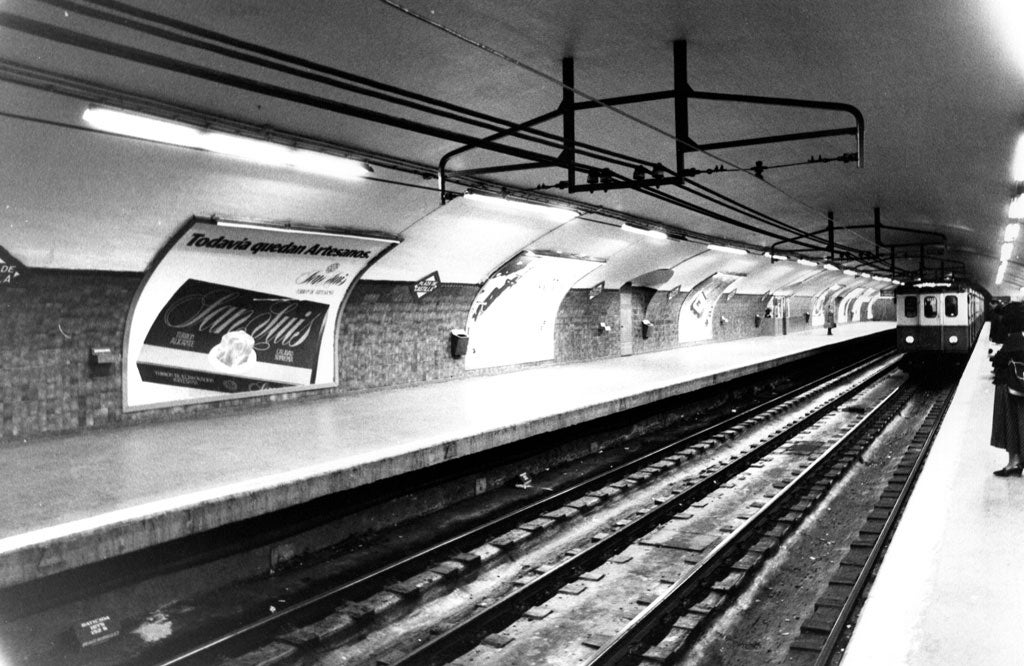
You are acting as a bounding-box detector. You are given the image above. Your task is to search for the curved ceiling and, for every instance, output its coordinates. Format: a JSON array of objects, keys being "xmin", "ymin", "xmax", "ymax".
[{"xmin": 0, "ymin": 0, "xmax": 1020, "ymax": 295}]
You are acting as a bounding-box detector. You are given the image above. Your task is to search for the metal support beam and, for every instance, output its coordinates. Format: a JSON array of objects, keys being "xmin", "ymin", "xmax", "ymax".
[
  {"xmin": 687, "ymin": 90, "xmax": 865, "ymax": 167},
  {"xmin": 683, "ymin": 127, "xmax": 857, "ymax": 154},
  {"xmin": 563, "ymin": 57, "xmax": 576, "ymax": 192},
  {"xmin": 874, "ymin": 207, "xmax": 882, "ymax": 255},
  {"xmin": 674, "ymin": 40, "xmax": 688, "ymax": 178},
  {"xmin": 828, "ymin": 211, "xmax": 835, "ymax": 261}
]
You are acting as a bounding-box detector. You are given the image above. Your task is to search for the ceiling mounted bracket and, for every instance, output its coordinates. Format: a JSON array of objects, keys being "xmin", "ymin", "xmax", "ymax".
[
  {"xmin": 767, "ymin": 206, "xmax": 950, "ymax": 279},
  {"xmin": 438, "ymin": 40, "xmax": 864, "ymax": 202}
]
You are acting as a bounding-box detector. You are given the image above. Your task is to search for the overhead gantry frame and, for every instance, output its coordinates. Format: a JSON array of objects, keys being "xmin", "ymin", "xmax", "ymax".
[
  {"xmin": 439, "ymin": 40, "xmax": 863, "ymax": 198},
  {"xmin": 768, "ymin": 207, "xmax": 968, "ymax": 281}
]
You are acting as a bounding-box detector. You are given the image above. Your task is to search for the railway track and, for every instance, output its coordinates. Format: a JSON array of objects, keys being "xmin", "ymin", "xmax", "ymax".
[
  {"xmin": 168, "ymin": 351, "xmax": 916, "ymax": 666},
  {"xmin": 389, "ymin": 360, "xmax": 909, "ymax": 666}
]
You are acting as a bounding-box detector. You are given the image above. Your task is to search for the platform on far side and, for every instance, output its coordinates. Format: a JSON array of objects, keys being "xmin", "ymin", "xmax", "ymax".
[
  {"xmin": 842, "ymin": 324, "xmax": 1024, "ymax": 665},
  {"xmin": 0, "ymin": 322, "xmax": 892, "ymax": 588}
]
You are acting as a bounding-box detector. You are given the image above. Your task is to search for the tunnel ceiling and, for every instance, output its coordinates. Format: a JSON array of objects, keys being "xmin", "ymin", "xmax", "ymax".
[{"xmin": 1, "ymin": 0, "xmax": 1022, "ymax": 295}]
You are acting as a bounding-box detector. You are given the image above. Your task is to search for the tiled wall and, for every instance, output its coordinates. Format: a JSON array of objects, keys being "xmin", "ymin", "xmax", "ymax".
[
  {"xmin": 0, "ymin": 270, "xmax": 894, "ymax": 442},
  {"xmin": 0, "ymin": 270, "xmax": 138, "ymax": 439}
]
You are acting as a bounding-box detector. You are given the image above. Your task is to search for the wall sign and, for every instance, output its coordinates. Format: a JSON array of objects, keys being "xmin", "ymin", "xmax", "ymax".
[
  {"xmin": 124, "ymin": 218, "xmax": 398, "ymax": 410},
  {"xmin": 412, "ymin": 271, "xmax": 441, "ymax": 299},
  {"xmin": 0, "ymin": 245, "xmax": 25, "ymax": 287}
]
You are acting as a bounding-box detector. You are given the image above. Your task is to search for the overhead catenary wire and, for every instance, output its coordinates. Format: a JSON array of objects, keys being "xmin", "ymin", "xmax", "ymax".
[
  {"xmin": 13, "ymin": 0, "xmax": 893, "ymax": 267},
  {"xmin": 47, "ymin": 0, "xmax": 664, "ymax": 173},
  {"xmin": 40, "ymin": 0, "xmax": 828, "ymax": 247},
  {"xmin": 374, "ymin": 0, "xmax": 862, "ymax": 235},
  {"xmin": 20, "ymin": 0, "xmax": 843, "ymax": 252}
]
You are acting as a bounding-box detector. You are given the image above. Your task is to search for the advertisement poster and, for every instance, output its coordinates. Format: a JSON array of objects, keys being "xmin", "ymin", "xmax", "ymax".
[
  {"xmin": 465, "ymin": 251, "xmax": 602, "ymax": 369},
  {"xmin": 125, "ymin": 218, "xmax": 397, "ymax": 409},
  {"xmin": 678, "ymin": 273, "xmax": 742, "ymax": 343}
]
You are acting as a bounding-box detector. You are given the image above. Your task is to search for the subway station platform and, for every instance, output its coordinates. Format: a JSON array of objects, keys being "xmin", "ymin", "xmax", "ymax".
[
  {"xmin": 0, "ymin": 322, "xmax": 892, "ymax": 591},
  {"xmin": 843, "ymin": 324, "xmax": 1020, "ymax": 665}
]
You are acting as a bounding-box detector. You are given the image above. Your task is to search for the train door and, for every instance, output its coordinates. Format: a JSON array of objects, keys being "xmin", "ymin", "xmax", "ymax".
[
  {"xmin": 942, "ymin": 292, "xmax": 965, "ymax": 352},
  {"xmin": 920, "ymin": 293, "xmax": 941, "ymax": 350}
]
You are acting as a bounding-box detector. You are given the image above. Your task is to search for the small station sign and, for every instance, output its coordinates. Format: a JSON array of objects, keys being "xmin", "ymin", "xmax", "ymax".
[{"xmin": 73, "ymin": 615, "xmax": 120, "ymax": 648}]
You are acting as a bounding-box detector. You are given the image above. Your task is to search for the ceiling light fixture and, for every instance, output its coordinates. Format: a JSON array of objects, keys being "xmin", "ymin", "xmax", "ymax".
[
  {"xmin": 1010, "ymin": 193, "xmax": 1024, "ymax": 219},
  {"xmin": 997, "ymin": 261, "xmax": 1008, "ymax": 285},
  {"xmin": 707, "ymin": 244, "xmax": 747, "ymax": 255},
  {"xmin": 843, "ymin": 269, "xmax": 858, "ymax": 276},
  {"xmin": 83, "ymin": 106, "xmax": 372, "ymax": 179},
  {"xmin": 1002, "ymin": 241, "xmax": 1015, "ymax": 262},
  {"xmin": 1007, "ymin": 223, "xmax": 1021, "ymax": 241},
  {"xmin": 463, "ymin": 192, "xmax": 579, "ymax": 222},
  {"xmin": 1015, "ymin": 133, "xmax": 1024, "ymax": 181},
  {"xmin": 796, "ymin": 259, "xmax": 818, "ymax": 267},
  {"xmin": 621, "ymin": 223, "xmax": 668, "ymax": 239},
  {"xmin": 822, "ymin": 263, "xmax": 838, "ymax": 271}
]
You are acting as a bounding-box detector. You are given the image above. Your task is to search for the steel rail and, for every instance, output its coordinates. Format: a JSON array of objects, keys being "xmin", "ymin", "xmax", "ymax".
[
  {"xmin": 587, "ymin": 380, "xmax": 908, "ymax": 665},
  {"xmin": 392, "ymin": 357, "xmax": 900, "ymax": 666},
  {"xmin": 155, "ymin": 351, "xmax": 894, "ymax": 666},
  {"xmin": 811, "ymin": 387, "xmax": 955, "ymax": 666}
]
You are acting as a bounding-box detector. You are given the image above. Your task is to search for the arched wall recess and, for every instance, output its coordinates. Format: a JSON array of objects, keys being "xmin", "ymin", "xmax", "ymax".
[
  {"xmin": 364, "ymin": 196, "xmax": 568, "ymax": 284},
  {"xmin": 581, "ymin": 234, "xmax": 699, "ymax": 290},
  {"xmin": 678, "ymin": 272, "xmax": 744, "ymax": 343},
  {"xmin": 463, "ymin": 250, "xmax": 604, "ymax": 369}
]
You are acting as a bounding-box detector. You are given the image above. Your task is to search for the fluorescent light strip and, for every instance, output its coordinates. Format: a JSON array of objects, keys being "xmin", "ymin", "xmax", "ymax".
[
  {"xmin": 707, "ymin": 244, "xmax": 747, "ymax": 255},
  {"xmin": 464, "ymin": 192, "xmax": 579, "ymax": 223},
  {"xmin": 1007, "ymin": 223, "xmax": 1021, "ymax": 242},
  {"xmin": 1011, "ymin": 194, "xmax": 1024, "ymax": 220},
  {"xmin": 997, "ymin": 261, "xmax": 1007, "ymax": 285},
  {"xmin": 621, "ymin": 223, "xmax": 669, "ymax": 239},
  {"xmin": 83, "ymin": 107, "xmax": 372, "ymax": 180},
  {"xmin": 1015, "ymin": 133, "xmax": 1024, "ymax": 182},
  {"xmin": 796, "ymin": 259, "xmax": 818, "ymax": 267},
  {"xmin": 843, "ymin": 269, "xmax": 858, "ymax": 276},
  {"xmin": 822, "ymin": 263, "xmax": 838, "ymax": 271},
  {"xmin": 1002, "ymin": 241, "xmax": 1015, "ymax": 262}
]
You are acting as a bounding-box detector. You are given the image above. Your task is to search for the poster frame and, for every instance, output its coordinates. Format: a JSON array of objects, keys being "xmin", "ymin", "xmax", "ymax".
[{"xmin": 120, "ymin": 215, "xmax": 400, "ymax": 413}]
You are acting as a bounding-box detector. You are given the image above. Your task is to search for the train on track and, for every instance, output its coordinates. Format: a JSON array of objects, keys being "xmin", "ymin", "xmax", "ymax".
[{"xmin": 895, "ymin": 281, "xmax": 985, "ymax": 366}]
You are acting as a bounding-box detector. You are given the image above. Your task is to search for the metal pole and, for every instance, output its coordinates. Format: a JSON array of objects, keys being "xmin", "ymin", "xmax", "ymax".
[
  {"xmin": 562, "ymin": 57, "xmax": 576, "ymax": 190},
  {"xmin": 674, "ymin": 40, "xmax": 688, "ymax": 179}
]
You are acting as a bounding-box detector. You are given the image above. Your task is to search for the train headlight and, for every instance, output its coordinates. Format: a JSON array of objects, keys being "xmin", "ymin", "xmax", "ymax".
[
  {"xmin": 949, "ymin": 335, "xmax": 959, "ymax": 345},
  {"xmin": 905, "ymin": 335, "xmax": 915, "ymax": 344}
]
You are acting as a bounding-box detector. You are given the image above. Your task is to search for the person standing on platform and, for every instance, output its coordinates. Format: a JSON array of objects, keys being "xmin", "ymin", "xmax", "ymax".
[
  {"xmin": 990, "ymin": 304, "xmax": 1024, "ymax": 476},
  {"xmin": 991, "ymin": 301, "xmax": 1007, "ymax": 344},
  {"xmin": 824, "ymin": 304, "xmax": 836, "ymax": 336}
]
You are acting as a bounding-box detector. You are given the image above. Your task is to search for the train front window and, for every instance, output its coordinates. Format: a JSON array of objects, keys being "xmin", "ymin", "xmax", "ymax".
[
  {"xmin": 945, "ymin": 295, "xmax": 958, "ymax": 317},
  {"xmin": 904, "ymin": 296, "xmax": 918, "ymax": 317},
  {"xmin": 923, "ymin": 296, "xmax": 937, "ymax": 318}
]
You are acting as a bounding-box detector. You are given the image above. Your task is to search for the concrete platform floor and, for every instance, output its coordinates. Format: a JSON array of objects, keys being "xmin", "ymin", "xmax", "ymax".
[
  {"xmin": 0, "ymin": 322, "xmax": 892, "ymax": 588},
  {"xmin": 843, "ymin": 324, "xmax": 1024, "ymax": 665}
]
